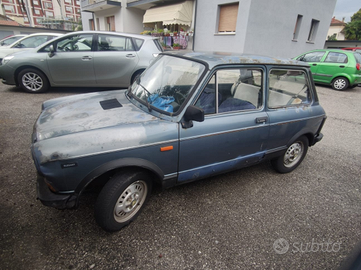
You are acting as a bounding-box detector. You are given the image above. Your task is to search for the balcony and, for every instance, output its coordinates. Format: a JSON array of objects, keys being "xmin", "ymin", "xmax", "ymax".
[{"xmin": 82, "ymin": 0, "xmax": 121, "ymax": 12}]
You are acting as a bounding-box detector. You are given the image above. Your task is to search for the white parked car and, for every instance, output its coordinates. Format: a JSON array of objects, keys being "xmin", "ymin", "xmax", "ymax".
[{"xmin": 0, "ymin": 33, "xmax": 62, "ymax": 62}]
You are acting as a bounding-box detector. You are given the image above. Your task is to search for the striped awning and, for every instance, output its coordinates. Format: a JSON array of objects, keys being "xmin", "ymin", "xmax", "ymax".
[{"xmin": 143, "ymin": 1, "xmax": 193, "ymax": 26}]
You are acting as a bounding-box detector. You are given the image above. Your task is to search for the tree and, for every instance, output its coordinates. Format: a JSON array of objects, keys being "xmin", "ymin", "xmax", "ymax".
[
  {"xmin": 327, "ymin": 33, "xmax": 337, "ymax": 41},
  {"xmin": 344, "ymin": 8, "xmax": 361, "ymax": 40}
]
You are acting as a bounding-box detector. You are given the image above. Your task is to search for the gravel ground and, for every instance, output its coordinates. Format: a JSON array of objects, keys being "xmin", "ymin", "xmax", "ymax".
[{"xmin": 0, "ymin": 84, "xmax": 360, "ymax": 270}]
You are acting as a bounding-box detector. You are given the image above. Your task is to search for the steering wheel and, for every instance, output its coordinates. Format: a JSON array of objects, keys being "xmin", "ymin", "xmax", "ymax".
[{"xmin": 174, "ymin": 90, "xmax": 187, "ymax": 104}]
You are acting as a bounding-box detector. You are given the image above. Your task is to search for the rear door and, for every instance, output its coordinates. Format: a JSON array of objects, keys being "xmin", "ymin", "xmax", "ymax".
[
  {"xmin": 46, "ymin": 33, "xmax": 95, "ymax": 86},
  {"xmin": 316, "ymin": 51, "xmax": 349, "ymax": 83},
  {"xmin": 267, "ymin": 67, "xmax": 317, "ymax": 151},
  {"xmin": 93, "ymin": 34, "xmax": 139, "ymax": 87}
]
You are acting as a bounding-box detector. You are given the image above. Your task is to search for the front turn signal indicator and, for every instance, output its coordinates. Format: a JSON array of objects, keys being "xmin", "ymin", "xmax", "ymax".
[{"xmin": 160, "ymin": 146, "xmax": 173, "ymax": 152}]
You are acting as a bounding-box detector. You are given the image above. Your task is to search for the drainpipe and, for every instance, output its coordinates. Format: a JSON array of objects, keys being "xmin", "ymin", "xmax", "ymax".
[{"xmin": 192, "ymin": 0, "xmax": 197, "ymax": 51}]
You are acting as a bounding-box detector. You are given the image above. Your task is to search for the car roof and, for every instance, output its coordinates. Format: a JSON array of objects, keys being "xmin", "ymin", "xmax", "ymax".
[
  {"xmin": 13, "ymin": 32, "xmax": 63, "ymax": 43},
  {"xmin": 163, "ymin": 51, "xmax": 309, "ymax": 69},
  {"xmin": 0, "ymin": 34, "xmax": 27, "ymax": 41},
  {"xmin": 59, "ymin": 31, "xmax": 158, "ymax": 40},
  {"xmin": 307, "ymin": 49, "xmax": 354, "ymax": 53}
]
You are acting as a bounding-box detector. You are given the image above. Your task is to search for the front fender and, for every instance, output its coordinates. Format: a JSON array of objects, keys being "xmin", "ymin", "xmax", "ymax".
[{"xmin": 75, "ymin": 157, "xmax": 165, "ymax": 194}]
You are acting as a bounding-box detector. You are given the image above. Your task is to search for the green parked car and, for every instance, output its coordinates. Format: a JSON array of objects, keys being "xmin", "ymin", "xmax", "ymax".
[{"xmin": 295, "ymin": 49, "xmax": 361, "ymax": 90}]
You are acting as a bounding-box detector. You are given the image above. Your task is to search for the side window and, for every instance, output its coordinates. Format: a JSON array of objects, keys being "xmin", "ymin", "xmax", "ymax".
[
  {"xmin": 195, "ymin": 75, "xmax": 216, "ymax": 114},
  {"xmin": 97, "ymin": 35, "xmax": 134, "ymax": 51},
  {"xmin": 56, "ymin": 34, "xmax": 93, "ymax": 52},
  {"xmin": 324, "ymin": 52, "xmax": 348, "ymax": 63},
  {"xmin": 268, "ymin": 69, "xmax": 311, "ymax": 109},
  {"xmin": 196, "ymin": 68, "xmax": 263, "ymax": 114},
  {"xmin": 298, "ymin": 51, "xmax": 325, "ymax": 62},
  {"xmin": 15, "ymin": 36, "xmax": 47, "ymax": 48}
]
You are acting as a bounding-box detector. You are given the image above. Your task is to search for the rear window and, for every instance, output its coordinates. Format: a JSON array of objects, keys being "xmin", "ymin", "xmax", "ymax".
[
  {"xmin": 324, "ymin": 52, "xmax": 348, "ymax": 63},
  {"xmin": 153, "ymin": 39, "xmax": 164, "ymax": 52},
  {"xmin": 354, "ymin": 53, "xmax": 361, "ymax": 64}
]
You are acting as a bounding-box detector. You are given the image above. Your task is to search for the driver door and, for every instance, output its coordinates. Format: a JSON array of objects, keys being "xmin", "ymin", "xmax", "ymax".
[
  {"xmin": 46, "ymin": 33, "xmax": 96, "ymax": 86},
  {"xmin": 178, "ymin": 67, "xmax": 269, "ymax": 183}
]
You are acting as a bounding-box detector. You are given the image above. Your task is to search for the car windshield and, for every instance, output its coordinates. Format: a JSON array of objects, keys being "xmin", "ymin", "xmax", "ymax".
[
  {"xmin": 129, "ymin": 55, "xmax": 206, "ymax": 114},
  {"xmin": 0, "ymin": 36, "xmax": 24, "ymax": 46}
]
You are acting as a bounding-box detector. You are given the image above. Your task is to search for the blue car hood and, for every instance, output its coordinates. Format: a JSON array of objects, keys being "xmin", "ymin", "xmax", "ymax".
[{"xmin": 35, "ymin": 90, "xmax": 157, "ymax": 141}]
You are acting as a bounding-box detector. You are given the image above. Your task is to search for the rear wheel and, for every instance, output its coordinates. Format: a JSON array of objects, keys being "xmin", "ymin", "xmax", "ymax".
[
  {"xmin": 271, "ymin": 136, "xmax": 309, "ymax": 173},
  {"xmin": 331, "ymin": 77, "xmax": 349, "ymax": 91},
  {"xmin": 94, "ymin": 170, "xmax": 152, "ymax": 232},
  {"xmin": 18, "ymin": 68, "xmax": 49, "ymax": 93}
]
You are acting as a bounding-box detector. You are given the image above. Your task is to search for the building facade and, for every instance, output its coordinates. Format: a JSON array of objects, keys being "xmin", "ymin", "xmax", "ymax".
[
  {"xmin": 1, "ymin": 0, "xmax": 81, "ymax": 30},
  {"xmin": 81, "ymin": 0, "xmax": 337, "ymax": 58},
  {"xmin": 194, "ymin": 0, "xmax": 337, "ymax": 58}
]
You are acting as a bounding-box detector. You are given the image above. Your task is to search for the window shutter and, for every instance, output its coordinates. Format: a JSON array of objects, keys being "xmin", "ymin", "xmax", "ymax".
[{"xmin": 218, "ymin": 3, "xmax": 239, "ymax": 32}]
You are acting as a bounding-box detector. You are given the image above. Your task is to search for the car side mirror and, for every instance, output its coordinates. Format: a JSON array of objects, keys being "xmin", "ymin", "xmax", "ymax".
[
  {"xmin": 181, "ymin": 105, "xmax": 204, "ymax": 129},
  {"xmin": 48, "ymin": 45, "xmax": 55, "ymax": 57}
]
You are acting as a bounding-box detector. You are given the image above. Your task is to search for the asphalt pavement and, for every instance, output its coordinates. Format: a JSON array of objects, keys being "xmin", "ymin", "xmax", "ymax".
[{"xmin": 0, "ymin": 83, "xmax": 360, "ymax": 270}]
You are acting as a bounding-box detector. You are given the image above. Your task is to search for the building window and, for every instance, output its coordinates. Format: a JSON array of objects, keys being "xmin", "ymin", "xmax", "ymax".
[
  {"xmin": 107, "ymin": 16, "xmax": 115, "ymax": 32},
  {"xmin": 89, "ymin": 19, "xmax": 95, "ymax": 30},
  {"xmin": 45, "ymin": 11, "xmax": 54, "ymax": 17},
  {"xmin": 34, "ymin": 9, "xmax": 41, "ymax": 15},
  {"xmin": 4, "ymin": 5, "xmax": 15, "ymax": 13},
  {"xmin": 293, "ymin": 15, "xmax": 303, "ymax": 41},
  {"xmin": 307, "ymin": 19, "xmax": 319, "ymax": 42},
  {"xmin": 218, "ymin": 2, "xmax": 239, "ymax": 33},
  {"xmin": 44, "ymin": 2, "xmax": 53, "ymax": 9},
  {"xmin": 66, "ymin": 6, "xmax": 73, "ymax": 13}
]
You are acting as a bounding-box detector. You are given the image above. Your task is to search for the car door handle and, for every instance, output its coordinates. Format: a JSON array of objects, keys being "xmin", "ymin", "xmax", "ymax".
[
  {"xmin": 126, "ymin": 54, "xmax": 136, "ymax": 58},
  {"xmin": 256, "ymin": 117, "xmax": 268, "ymax": 124},
  {"xmin": 312, "ymin": 64, "xmax": 317, "ymax": 66},
  {"xmin": 339, "ymin": 65, "xmax": 345, "ymax": 68},
  {"xmin": 81, "ymin": 56, "xmax": 92, "ymax": 61}
]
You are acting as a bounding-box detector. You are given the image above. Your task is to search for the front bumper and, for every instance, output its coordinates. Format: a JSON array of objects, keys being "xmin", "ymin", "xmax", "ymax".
[
  {"xmin": 36, "ymin": 173, "xmax": 78, "ymax": 209},
  {"xmin": 0, "ymin": 65, "xmax": 16, "ymax": 85}
]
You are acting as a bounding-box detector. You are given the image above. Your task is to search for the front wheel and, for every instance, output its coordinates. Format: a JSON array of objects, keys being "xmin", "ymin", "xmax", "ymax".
[
  {"xmin": 271, "ymin": 136, "xmax": 309, "ymax": 173},
  {"xmin": 94, "ymin": 170, "xmax": 152, "ymax": 232},
  {"xmin": 331, "ymin": 77, "xmax": 349, "ymax": 91},
  {"xmin": 18, "ymin": 68, "xmax": 49, "ymax": 93}
]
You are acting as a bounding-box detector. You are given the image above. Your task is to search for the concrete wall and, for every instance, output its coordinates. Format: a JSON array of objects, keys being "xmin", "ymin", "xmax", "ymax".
[{"xmin": 194, "ymin": 0, "xmax": 337, "ymax": 58}]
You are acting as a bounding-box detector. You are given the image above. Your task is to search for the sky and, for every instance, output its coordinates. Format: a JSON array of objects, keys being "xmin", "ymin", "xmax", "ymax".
[{"xmin": 333, "ymin": 0, "xmax": 360, "ymax": 22}]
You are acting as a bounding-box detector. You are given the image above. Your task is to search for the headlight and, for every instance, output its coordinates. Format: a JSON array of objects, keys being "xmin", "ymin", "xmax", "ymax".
[{"xmin": 2, "ymin": 55, "xmax": 14, "ymax": 65}]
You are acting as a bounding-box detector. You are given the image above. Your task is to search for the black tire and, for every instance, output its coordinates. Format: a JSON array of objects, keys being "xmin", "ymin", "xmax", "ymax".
[
  {"xmin": 271, "ymin": 136, "xmax": 309, "ymax": 174},
  {"xmin": 18, "ymin": 68, "xmax": 49, "ymax": 93},
  {"xmin": 94, "ymin": 170, "xmax": 152, "ymax": 232},
  {"xmin": 331, "ymin": 77, "xmax": 349, "ymax": 91}
]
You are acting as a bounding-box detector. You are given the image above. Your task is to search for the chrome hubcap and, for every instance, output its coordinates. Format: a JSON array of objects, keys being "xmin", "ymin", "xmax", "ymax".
[
  {"xmin": 334, "ymin": 79, "xmax": 346, "ymax": 90},
  {"xmin": 284, "ymin": 142, "xmax": 303, "ymax": 168},
  {"xmin": 22, "ymin": 72, "xmax": 43, "ymax": 91},
  {"xmin": 114, "ymin": 181, "xmax": 147, "ymax": 222}
]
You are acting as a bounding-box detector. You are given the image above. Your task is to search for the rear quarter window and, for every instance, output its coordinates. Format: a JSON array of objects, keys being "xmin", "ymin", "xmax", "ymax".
[
  {"xmin": 134, "ymin": 38, "xmax": 144, "ymax": 51},
  {"xmin": 153, "ymin": 39, "xmax": 163, "ymax": 52},
  {"xmin": 268, "ymin": 69, "xmax": 311, "ymax": 109},
  {"xmin": 354, "ymin": 53, "xmax": 361, "ymax": 64}
]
